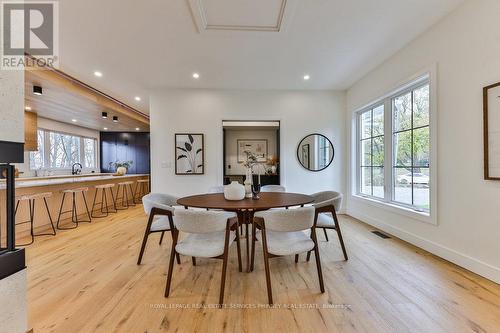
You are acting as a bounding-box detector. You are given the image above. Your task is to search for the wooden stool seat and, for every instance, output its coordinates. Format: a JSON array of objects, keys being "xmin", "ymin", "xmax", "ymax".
[
  {"xmin": 137, "ymin": 179, "xmax": 148, "ymax": 183},
  {"xmin": 118, "ymin": 181, "xmax": 134, "ymax": 186},
  {"xmin": 95, "ymin": 183, "xmax": 115, "ymax": 189},
  {"xmin": 62, "ymin": 187, "xmax": 89, "ymax": 194},
  {"xmin": 16, "ymin": 192, "xmax": 52, "ymax": 201}
]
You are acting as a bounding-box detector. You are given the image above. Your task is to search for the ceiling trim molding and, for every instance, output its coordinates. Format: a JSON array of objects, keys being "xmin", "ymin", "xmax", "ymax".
[{"xmin": 187, "ymin": 0, "xmax": 297, "ymax": 33}]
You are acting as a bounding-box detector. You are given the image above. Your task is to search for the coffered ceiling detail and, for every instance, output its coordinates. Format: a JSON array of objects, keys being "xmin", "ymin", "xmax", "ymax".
[{"xmin": 187, "ymin": 0, "xmax": 298, "ymax": 32}]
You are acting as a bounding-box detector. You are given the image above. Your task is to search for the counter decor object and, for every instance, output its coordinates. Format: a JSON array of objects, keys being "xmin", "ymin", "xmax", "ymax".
[
  {"xmin": 224, "ymin": 181, "xmax": 245, "ymax": 201},
  {"xmin": 109, "ymin": 160, "xmax": 133, "ymax": 176}
]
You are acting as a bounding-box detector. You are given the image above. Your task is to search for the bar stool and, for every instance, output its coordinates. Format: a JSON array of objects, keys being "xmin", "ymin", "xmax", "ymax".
[
  {"xmin": 91, "ymin": 183, "xmax": 117, "ymax": 218},
  {"xmin": 115, "ymin": 181, "xmax": 136, "ymax": 209},
  {"xmin": 14, "ymin": 192, "xmax": 56, "ymax": 246},
  {"xmin": 57, "ymin": 187, "xmax": 91, "ymax": 230},
  {"xmin": 133, "ymin": 179, "xmax": 149, "ymax": 204}
]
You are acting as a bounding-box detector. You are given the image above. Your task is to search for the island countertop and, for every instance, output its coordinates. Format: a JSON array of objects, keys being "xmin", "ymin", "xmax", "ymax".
[{"xmin": 0, "ymin": 173, "xmax": 150, "ymax": 190}]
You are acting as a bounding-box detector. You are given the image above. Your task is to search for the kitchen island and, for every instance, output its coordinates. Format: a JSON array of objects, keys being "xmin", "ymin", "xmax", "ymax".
[{"xmin": 0, "ymin": 173, "xmax": 149, "ymax": 243}]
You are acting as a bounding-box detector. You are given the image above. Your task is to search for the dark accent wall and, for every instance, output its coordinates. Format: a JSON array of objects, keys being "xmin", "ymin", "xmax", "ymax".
[{"xmin": 100, "ymin": 132, "xmax": 150, "ymax": 174}]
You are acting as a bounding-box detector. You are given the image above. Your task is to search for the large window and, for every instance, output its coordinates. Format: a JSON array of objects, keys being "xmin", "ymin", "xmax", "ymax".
[
  {"xmin": 359, "ymin": 105, "xmax": 384, "ymax": 198},
  {"xmin": 356, "ymin": 76, "xmax": 431, "ymax": 214},
  {"xmin": 30, "ymin": 129, "xmax": 98, "ymax": 170}
]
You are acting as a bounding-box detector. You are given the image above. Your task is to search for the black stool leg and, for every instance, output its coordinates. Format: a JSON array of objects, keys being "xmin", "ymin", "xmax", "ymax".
[
  {"xmin": 57, "ymin": 193, "xmax": 77, "ymax": 230},
  {"xmin": 42, "ymin": 197, "xmax": 56, "ymax": 236},
  {"xmin": 82, "ymin": 192, "xmax": 92, "ymax": 222},
  {"xmin": 127, "ymin": 184, "xmax": 136, "ymax": 207}
]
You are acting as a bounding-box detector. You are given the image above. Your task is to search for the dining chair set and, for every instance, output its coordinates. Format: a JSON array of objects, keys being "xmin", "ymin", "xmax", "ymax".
[{"xmin": 137, "ymin": 185, "xmax": 347, "ymax": 305}]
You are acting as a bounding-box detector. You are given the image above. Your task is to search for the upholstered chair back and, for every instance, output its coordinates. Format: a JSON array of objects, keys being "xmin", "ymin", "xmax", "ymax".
[
  {"xmin": 261, "ymin": 185, "xmax": 286, "ymax": 192},
  {"xmin": 174, "ymin": 209, "xmax": 236, "ymax": 234},
  {"xmin": 142, "ymin": 193, "xmax": 178, "ymax": 215},
  {"xmin": 255, "ymin": 206, "xmax": 315, "ymax": 232},
  {"xmin": 311, "ymin": 191, "xmax": 342, "ymax": 211}
]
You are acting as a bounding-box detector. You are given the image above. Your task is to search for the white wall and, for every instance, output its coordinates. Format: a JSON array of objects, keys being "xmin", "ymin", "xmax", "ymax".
[
  {"xmin": 346, "ymin": 0, "xmax": 500, "ymax": 283},
  {"xmin": 150, "ymin": 89, "xmax": 345, "ymax": 198},
  {"xmin": 225, "ymin": 128, "xmax": 278, "ymax": 175},
  {"xmin": 0, "ymin": 46, "xmax": 28, "ymax": 333}
]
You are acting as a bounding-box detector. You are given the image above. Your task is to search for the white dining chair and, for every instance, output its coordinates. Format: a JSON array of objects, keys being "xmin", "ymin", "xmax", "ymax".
[
  {"xmin": 260, "ymin": 185, "xmax": 286, "ymax": 192},
  {"xmin": 137, "ymin": 193, "xmax": 180, "ymax": 265},
  {"xmin": 251, "ymin": 206, "xmax": 324, "ymax": 304},
  {"xmin": 208, "ymin": 185, "xmax": 224, "ymax": 193},
  {"xmin": 307, "ymin": 191, "xmax": 348, "ymax": 261},
  {"xmin": 164, "ymin": 209, "xmax": 242, "ymax": 305}
]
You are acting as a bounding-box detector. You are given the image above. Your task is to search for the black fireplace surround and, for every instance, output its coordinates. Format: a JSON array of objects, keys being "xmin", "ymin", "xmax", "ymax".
[{"xmin": 0, "ymin": 140, "xmax": 26, "ymax": 280}]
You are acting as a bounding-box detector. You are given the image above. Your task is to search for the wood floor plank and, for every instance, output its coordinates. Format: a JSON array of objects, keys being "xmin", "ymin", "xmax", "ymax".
[{"xmin": 23, "ymin": 205, "xmax": 500, "ymax": 332}]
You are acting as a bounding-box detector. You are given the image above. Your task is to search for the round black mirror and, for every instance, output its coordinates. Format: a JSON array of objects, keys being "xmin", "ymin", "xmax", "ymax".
[{"xmin": 297, "ymin": 134, "xmax": 334, "ymax": 171}]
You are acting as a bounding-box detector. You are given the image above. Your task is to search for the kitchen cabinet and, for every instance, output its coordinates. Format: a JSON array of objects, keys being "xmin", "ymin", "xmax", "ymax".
[{"xmin": 24, "ymin": 111, "xmax": 38, "ymax": 151}]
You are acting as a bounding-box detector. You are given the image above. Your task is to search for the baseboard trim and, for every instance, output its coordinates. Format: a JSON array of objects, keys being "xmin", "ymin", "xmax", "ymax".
[{"xmin": 347, "ymin": 209, "xmax": 500, "ymax": 284}]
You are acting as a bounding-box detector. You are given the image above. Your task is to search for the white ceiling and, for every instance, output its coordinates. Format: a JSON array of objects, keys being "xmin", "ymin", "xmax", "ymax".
[{"xmin": 57, "ymin": 0, "xmax": 465, "ymax": 114}]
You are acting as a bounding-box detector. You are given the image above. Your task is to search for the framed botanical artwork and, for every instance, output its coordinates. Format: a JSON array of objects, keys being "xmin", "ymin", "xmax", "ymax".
[
  {"xmin": 175, "ymin": 133, "xmax": 204, "ymax": 175},
  {"xmin": 237, "ymin": 139, "xmax": 268, "ymax": 162},
  {"xmin": 484, "ymin": 82, "xmax": 500, "ymax": 180}
]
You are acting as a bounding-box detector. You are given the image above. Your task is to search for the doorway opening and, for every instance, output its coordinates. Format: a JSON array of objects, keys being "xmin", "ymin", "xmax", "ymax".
[{"xmin": 222, "ymin": 120, "xmax": 280, "ymax": 186}]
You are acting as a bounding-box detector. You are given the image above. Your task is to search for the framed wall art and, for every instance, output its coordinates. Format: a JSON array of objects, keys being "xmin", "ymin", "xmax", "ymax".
[
  {"xmin": 483, "ymin": 82, "xmax": 500, "ymax": 180},
  {"xmin": 175, "ymin": 133, "xmax": 204, "ymax": 175},
  {"xmin": 237, "ymin": 139, "xmax": 268, "ymax": 162}
]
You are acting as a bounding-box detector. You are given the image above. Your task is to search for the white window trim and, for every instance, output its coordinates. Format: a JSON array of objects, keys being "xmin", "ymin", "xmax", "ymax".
[
  {"xmin": 351, "ymin": 65, "xmax": 438, "ymax": 225},
  {"xmin": 30, "ymin": 128, "xmax": 99, "ymax": 172}
]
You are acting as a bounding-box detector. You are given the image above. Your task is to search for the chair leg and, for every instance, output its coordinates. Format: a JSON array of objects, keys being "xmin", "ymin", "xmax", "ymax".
[
  {"xmin": 192, "ymin": 257, "xmax": 196, "ymax": 266},
  {"xmin": 137, "ymin": 231, "xmax": 151, "ymax": 265},
  {"xmin": 314, "ymin": 246, "xmax": 325, "ymax": 293},
  {"xmin": 219, "ymin": 226, "xmax": 231, "ymax": 306},
  {"xmin": 323, "ymin": 228, "xmax": 329, "ymax": 241},
  {"xmin": 176, "ymin": 253, "xmax": 181, "ymax": 264},
  {"xmin": 295, "ymin": 254, "xmax": 299, "ymax": 263},
  {"xmin": 306, "ymin": 251, "xmax": 311, "ymax": 262},
  {"xmin": 250, "ymin": 222, "xmax": 256, "ymax": 272},
  {"xmin": 261, "ymin": 227, "xmax": 273, "ymax": 305},
  {"xmin": 311, "ymin": 229, "xmax": 325, "ymax": 293},
  {"xmin": 164, "ymin": 230, "xmax": 179, "ymax": 297},
  {"xmin": 333, "ymin": 214, "xmax": 348, "ymax": 261},
  {"xmin": 235, "ymin": 223, "xmax": 242, "ymax": 273},
  {"xmin": 159, "ymin": 231, "xmax": 165, "ymax": 245}
]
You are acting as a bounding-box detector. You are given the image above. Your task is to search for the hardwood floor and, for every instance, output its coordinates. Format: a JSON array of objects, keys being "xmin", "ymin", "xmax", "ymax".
[{"xmin": 24, "ymin": 205, "xmax": 500, "ymax": 332}]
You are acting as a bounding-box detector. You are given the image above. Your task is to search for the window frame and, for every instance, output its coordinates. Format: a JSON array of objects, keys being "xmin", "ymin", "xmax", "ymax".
[
  {"xmin": 353, "ymin": 71, "xmax": 437, "ymax": 225},
  {"xmin": 30, "ymin": 128, "xmax": 99, "ymax": 171}
]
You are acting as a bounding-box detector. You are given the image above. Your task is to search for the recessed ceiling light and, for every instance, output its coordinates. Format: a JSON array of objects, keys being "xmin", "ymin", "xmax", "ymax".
[
  {"xmin": 192, "ymin": 73, "xmax": 200, "ymax": 79},
  {"xmin": 94, "ymin": 71, "xmax": 103, "ymax": 77},
  {"xmin": 135, "ymin": 127, "xmax": 140, "ymax": 131},
  {"xmin": 71, "ymin": 119, "xmax": 77, "ymax": 122},
  {"xmin": 113, "ymin": 116, "xmax": 118, "ymax": 123},
  {"xmin": 134, "ymin": 96, "xmax": 141, "ymax": 101},
  {"xmin": 25, "ymin": 106, "xmax": 31, "ymax": 111},
  {"xmin": 102, "ymin": 111, "xmax": 108, "ymax": 119},
  {"xmin": 303, "ymin": 75, "xmax": 310, "ymax": 80},
  {"xmin": 33, "ymin": 85, "xmax": 43, "ymax": 95},
  {"xmin": 103, "ymin": 127, "xmax": 108, "ymax": 130}
]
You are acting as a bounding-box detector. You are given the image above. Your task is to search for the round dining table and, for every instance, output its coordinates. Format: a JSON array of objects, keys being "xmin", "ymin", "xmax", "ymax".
[{"xmin": 177, "ymin": 192, "xmax": 314, "ymax": 272}]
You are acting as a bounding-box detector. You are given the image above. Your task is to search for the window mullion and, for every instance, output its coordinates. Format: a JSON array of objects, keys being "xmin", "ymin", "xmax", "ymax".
[{"xmin": 384, "ymin": 99, "xmax": 392, "ymax": 203}]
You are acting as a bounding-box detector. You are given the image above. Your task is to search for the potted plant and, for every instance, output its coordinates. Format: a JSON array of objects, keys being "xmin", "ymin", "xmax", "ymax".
[{"xmin": 109, "ymin": 160, "xmax": 133, "ymax": 175}]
